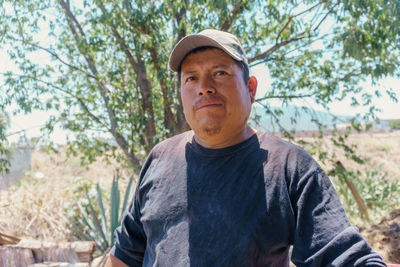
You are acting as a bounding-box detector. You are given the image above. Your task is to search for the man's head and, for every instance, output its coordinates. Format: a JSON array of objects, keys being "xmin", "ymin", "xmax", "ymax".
[{"xmin": 169, "ymin": 29, "xmax": 257, "ymax": 148}]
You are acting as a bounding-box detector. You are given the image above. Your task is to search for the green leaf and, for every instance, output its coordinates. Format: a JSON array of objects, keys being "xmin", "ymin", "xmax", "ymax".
[
  {"xmin": 85, "ymin": 187, "xmax": 108, "ymax": 248},
  {"xmin": 96, "ymin": 184, "xmax": 109, "ymax": 241},
  {"xmin": 76, "ymin": 201, "xmax": 96, "ymax": 235},
  {"xmin": 110, "ymin": 173, "xmax": 121, "ymax": 244},
  {"xmin": 121, "ymin": 175, "xmax": 134, "ymax": 217}
]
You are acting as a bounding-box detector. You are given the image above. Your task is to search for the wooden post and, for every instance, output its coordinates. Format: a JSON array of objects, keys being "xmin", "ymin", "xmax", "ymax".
[{"xmin": 335, "ymin": 161, "xmax": 370, "ymax": 221}]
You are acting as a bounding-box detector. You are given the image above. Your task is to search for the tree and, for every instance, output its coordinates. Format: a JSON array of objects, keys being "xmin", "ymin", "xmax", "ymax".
[{"xmin": 0, "ymin": 0, "xmax": 399, "ymax": 169}]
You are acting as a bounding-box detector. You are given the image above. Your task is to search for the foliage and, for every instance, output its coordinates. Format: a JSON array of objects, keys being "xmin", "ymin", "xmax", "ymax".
[
  {"xmin": 332, "ymin": 168, "xmax": 400, "ymax": 226},
  {"xmin": 0, "ymin": 112, "xmax": 10, "ymax": 173},
  {"xmin": 66, "ymin": 173, "xmax": 134, "ymax": 253},
  {"xmin": 389, "ymin": 119, "xmax": 400, "ymax": 130},
  {"xmin": 0, "ymin": 0, "xmax": 399, "ymax": 170}
]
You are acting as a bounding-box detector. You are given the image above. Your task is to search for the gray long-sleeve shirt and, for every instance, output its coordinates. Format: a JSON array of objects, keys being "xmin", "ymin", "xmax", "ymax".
[{"xmin": 111, "ymin": 131, "xmax": 385, "ymax": 266}]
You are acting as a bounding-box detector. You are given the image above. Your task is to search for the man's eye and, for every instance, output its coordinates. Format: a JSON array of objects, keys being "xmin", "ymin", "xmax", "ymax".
[
  {"xmin": 215, "ymin": 71, "xmax": 227, "ymax": 76},
  {"xmin": 185, "ymin": 76, "xmax": 196, "ymax": 83}
]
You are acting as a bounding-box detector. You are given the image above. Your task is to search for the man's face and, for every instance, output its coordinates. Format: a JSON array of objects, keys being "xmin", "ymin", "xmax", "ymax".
[{"xmin": 180, "ymin": 48, "xmax": 256, "ymax": 145}]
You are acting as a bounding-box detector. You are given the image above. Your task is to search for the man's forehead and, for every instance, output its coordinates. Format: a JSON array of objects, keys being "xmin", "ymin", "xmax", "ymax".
[
  {"xmin": 180, "ymin": 48, "xmax": 235, "ymax": 70},
  {"xmin": 181, "ymin": 64, "xmax": 233, "ymax": 76}
]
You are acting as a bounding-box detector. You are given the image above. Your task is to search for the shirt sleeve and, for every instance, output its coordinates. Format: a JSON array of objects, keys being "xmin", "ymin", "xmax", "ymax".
[
  {"xmin": 110, "ymin": 153, "xmax": 155, "ymax": 266},
  {"xmin": 287, "ymin": 149, "xmax": 386, "ymax": 267}
]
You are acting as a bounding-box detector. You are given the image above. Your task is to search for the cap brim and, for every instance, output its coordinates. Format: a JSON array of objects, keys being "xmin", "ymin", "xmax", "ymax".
[{"xmin": 168, "ymin": 34, "xmax": 242, "ymax": 72}]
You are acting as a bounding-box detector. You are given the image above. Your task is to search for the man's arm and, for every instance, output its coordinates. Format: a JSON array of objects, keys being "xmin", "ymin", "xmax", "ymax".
[
  {"xmin": 108, "ymin": 185, "xmax": 147, "ymax": 266},
  {"xmin": 287, "ymin": 149, "xmax": 386, "ymax": 266},
  {"xmin": 105, "ymin": 254, "xmax": 129, "ymax": 267},
  {"xmin": 108, "ymin": 151, "xmax": 156, "ymax": 266}
]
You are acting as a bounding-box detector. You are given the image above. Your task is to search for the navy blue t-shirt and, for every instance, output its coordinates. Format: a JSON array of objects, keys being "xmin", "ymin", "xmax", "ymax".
[{"xmin": 111, "ymin": 131, "xmax": 385, "ymax": 266}]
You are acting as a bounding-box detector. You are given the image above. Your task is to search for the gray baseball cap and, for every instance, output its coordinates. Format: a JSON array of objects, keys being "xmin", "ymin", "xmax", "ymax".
[{"xmin": 168, "ymin": 29, "xmax": 248, "ymax": 72}]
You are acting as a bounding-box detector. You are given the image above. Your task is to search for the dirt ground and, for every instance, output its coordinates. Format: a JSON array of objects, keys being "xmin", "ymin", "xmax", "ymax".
[{"xmin": 361, "ymin": 208, "xmax": 400, "ymax": 264}]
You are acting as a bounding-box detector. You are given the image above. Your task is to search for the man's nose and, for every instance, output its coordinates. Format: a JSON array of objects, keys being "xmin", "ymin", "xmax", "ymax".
[{"xmin": 197, "ymin": 80, "xmax": 216, "ymax": 96}]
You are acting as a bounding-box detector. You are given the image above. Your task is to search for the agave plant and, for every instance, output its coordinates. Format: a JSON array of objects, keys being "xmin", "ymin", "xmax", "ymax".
[{"xmin": 73, "ymin": 173, "xmax": 135, "ymax": 253}]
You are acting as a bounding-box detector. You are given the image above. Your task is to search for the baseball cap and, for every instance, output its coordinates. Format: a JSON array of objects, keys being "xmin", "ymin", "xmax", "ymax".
[{"xmin": 168, "ymin": 29, "xmax": 248, "ymax": 72}]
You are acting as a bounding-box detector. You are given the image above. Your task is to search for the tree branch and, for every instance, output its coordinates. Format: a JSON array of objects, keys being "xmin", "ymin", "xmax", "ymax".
[
  {"xmin": 220, "ymin": 2, "xmax": 243, "ymax": 31},
  {"xmin": 249, "ymin": 35, "xmax": 306, "ymax": 63},
  {"xmin": 174, "ymin": 1, "xmax": 187, "ymax": 46},
  {"xmin": 96, "ymin": 1, "xmax": 156, "ymax": 147},
  {"xmin": 61, "ymin": 0, "xmax": 85, "ymax": 37},
  {"xmin": 276, "ymin": 16, "xmax": 294, "ymax": 44},
  {"xmin": 75, "ymin": 98, "xmax": 105, "ymax": 127},
  {"xmin": 255, "ymin": 92, "xmax": 318, "ymax": 102},
  {"xmin": 256, "ymin": 102, "xmax": 293, "ymax": 137},
  {"xmin": 293, "ymin": 0, "xmax": 327, "ymax": 18},
  {"xmin": 2, "ymin": 72, "xmax": 107, "ymax": 128},
  {"xmin": 312, "ymin": 2, "xmax": 340, "ymax": 33},
  {"xmin": 250, "ymin": 0, "xmax": 335, "ymax": 64},
  {"xmin": 59, "ymin": 0, "xmax": 141, "ymax": 166},
  {"xmin": 172, "ymin": 2, "xmax": 188, "ymax": 130},
  {"xmin": 10, "ymin": 37, "xmax": 96, "ymax": 79},
  {"xmin": 58, "ymin": 0, "xmax": 100, "ymax": 80},
  {"xmin": 134, "ymin": 50, "xmax": 156, "ymax": 147},
  {"xmin": 115, "ymin": 4, "xmax": 147, "ymax": 35},
  {"xmin": 148, "ymin": 46, "xmax": 178, "ymax": 130},
  {"xmin": 276, "ymin": 0, "xmax": 327, "ymax": 43},
  {"xmin": 119, "ymin": 2, "xmax": 186, "ymax": 134},
  {"xmin": 123, "ymin": 4, "xmax": 179, "ymax": 132},
  {"xmin": 249, "ymin": 33, "xmax": 335, "ymax": 67}
]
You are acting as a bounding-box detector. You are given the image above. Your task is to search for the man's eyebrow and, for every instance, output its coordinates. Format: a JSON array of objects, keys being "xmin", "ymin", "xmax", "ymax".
[
  {"xmin": 211, "ymin": 64, "xmax": 230, "ymax": 69},
  {"xmin": 181, "ymin": 70, "xmax": 197, "ymax": 76},
  {"xmin": 181, "ymin": 63, "xmax": 231, "ymax": 75}
]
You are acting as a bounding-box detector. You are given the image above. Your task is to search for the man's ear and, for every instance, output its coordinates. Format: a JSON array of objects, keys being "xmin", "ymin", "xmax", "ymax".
[{"xmin": 247, "ymin": 76, "xmax": 257, "ymax": 104}]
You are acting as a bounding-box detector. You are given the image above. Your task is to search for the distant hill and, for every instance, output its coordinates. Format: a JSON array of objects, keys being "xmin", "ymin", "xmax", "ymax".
[
  {"xmin": 249, "ymin": 105, "xmax": 396, "ymax": 132},
  {"xmin": 249, "ymin": 105, "xmax": 350, "ymax": 132}
]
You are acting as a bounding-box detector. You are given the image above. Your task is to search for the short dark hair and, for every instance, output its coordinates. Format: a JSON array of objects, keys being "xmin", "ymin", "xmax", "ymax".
[{"xmin": 177, "ymin": 46, "xmax": 249, "ymax": 85}]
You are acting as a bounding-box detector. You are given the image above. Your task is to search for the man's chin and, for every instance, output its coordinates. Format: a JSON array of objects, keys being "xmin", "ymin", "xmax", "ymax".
[
  {"xmin": 194, "ymin": 122, "xmax": 223, "ymax": 137},
  {"xmin": 202, "ymin": 126, "xmax": 222, "ymax": 136}
]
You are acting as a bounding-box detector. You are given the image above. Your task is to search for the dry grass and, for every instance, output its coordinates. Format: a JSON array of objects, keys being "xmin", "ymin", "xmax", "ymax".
[
  {"xmin": 0, "ymin": 147, "xmax": 132, "ymax": 242},
  {"xmin": 345, "ymin": 132, "xmax": 400, "ymax": 179},
  {"xmin": 296, "ymin": 131, "xmax": 400, "ymax": 180}
]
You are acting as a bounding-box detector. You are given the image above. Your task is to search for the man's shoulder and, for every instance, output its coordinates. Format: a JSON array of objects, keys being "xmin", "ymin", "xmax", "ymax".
[
  {"xmin": 151, "ymin": 130, "xmax": 194, "ymax": 155},
  {"xmin": 256, "ymin": 131, "xmax": 300, "ymax": 151},
  {"xmin": 256, "ymin": 131, "xmax": 314, "ymax": 163}
]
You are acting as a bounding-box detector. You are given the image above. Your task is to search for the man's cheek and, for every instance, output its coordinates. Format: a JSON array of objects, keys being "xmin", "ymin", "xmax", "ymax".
[{"xmin": 182, "ymin": 105, "xmax": 193, "ymax": 124}]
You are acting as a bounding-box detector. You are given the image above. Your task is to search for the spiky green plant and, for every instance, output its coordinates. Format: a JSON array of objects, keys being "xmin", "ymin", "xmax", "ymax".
[{"xmin": 72, "ymin": 173, "xmax": 135, "ymax": 253}]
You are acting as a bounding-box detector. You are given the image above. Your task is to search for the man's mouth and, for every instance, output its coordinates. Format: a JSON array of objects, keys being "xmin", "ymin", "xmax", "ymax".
[
  {"xmin": 194, "ymin": 96, "xmax": 225, "ymax": 111},
  {"xmin": 196, "ymin": 103, "xmax": 223, "ymax": 111}
]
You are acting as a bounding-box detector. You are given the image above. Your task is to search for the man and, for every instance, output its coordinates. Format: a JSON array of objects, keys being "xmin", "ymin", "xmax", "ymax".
[{"xmin": 106, "ymin": 29, "xmax": 385, "ymax": 266}]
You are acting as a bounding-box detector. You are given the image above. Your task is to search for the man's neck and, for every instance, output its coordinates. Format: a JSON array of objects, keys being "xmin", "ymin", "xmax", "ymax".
[{"xmin": 194, "ymin": 125, "xmax": 256, "ymax": 149}]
